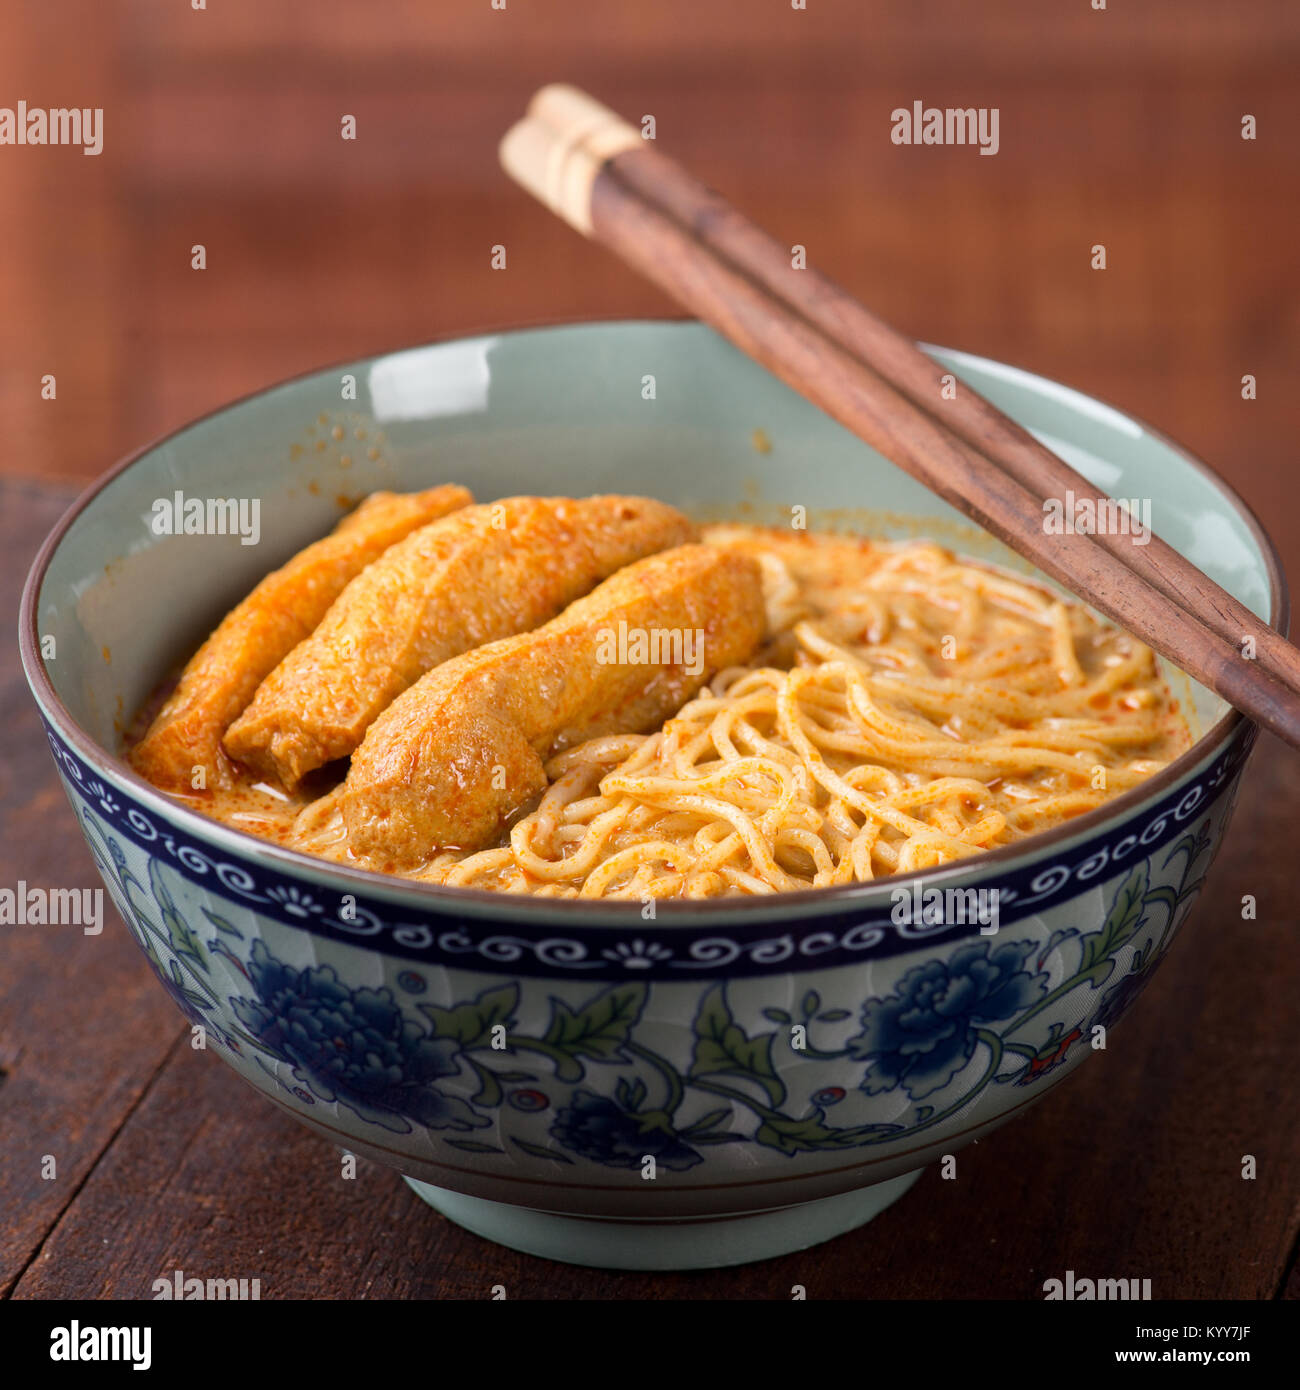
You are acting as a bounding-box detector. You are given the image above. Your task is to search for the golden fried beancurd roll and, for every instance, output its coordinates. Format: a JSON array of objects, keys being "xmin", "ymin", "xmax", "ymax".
[
  {"xmin": 129, "ymin": 484, "xmax": 473, "ymax": 791},
  {"xmin": 223, "ymin": 495, "xmax": 697, "ymax": 786},
  {"xmin": 332, "ymin": 545, "xmax": 765, "ymax": 868}
]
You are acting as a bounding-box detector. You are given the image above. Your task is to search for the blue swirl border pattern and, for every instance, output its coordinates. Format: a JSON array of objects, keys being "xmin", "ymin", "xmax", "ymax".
[{"xmin": 44, "ymin": 718, "xmax": 1254, "ymax": 980}]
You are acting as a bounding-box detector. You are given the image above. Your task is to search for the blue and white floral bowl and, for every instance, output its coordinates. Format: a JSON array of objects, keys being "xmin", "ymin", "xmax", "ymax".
[{"xmin": 20, "ymin": 322, "xmax": 1285, "ymax": 1269}]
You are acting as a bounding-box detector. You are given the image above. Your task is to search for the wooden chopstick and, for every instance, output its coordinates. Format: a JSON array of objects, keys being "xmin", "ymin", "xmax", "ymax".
[
  {"xmin": 500, "ymin": 86, "xmax": 1300, "ymax": 752},
  {"xmin": 588, "ymin": 129, "xmax": 1300, "ymax": 701}
]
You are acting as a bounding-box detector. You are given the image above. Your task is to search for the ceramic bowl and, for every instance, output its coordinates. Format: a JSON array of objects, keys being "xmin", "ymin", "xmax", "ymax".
[{"xmin": 20, "ymin": 321, "xmax": 1284, "ymax": 1270}]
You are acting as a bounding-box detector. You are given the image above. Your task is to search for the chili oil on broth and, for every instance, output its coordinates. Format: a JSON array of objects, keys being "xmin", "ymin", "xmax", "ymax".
[{"xmin": 163, "ymin": 525, "xmax": 1190, "ymax": 898}]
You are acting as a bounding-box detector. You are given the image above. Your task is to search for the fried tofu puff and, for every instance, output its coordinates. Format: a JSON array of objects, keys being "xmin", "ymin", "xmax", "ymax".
[
  {"xmin": 131, "ymin": 484, "xmax": 473, "ymax": 791},
  {"xmin": 327, "ymin": 545, "xmax": 765, "ymax": 867},
  {"xmin": 224, "ymin": 495, "xmax": 696, "ymax": 785}
]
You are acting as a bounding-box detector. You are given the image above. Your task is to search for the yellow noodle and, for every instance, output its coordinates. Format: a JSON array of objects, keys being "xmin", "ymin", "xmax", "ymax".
[{"xmin": 414, "ymin": 529, "xmax": 1190, "ymax": 898}]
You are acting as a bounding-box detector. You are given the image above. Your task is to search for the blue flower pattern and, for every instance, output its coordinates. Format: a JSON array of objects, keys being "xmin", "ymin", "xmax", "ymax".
[
  {"xmin": 846, "ymin": 940, "xmax": 1048, "ymax": 1100},
  {"xmin": 551, "ymin": 1091, "xmax": 704, "ymax": 1170},
  {"xmin": 231, "ymin": 941, "xmax": 487, "ymax": 1133}
]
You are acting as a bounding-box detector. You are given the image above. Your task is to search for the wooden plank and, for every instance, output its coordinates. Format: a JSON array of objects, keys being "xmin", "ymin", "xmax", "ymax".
[
  {"xmin": 123, "ymin": 0, "xmax": 1300, "ymax": 67},
  {"xmin": 0, "ymin": 3, "xmax": 129, "ymax": 491},
  {"xmin": 0, "ymin": 481, "xmax": 188, "ymax": 1296},
  {"xmin": 1, "ymin": 4, "xmax": 1295, "ymax": 487},
  {"xmin": 120, "ymin": 68, "xmax": 1297, "ymax": 188}
]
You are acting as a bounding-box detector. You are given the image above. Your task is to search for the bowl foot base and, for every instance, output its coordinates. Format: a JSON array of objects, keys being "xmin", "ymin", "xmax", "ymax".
[{"xmin": 403, "ymin": 1168, "xmax": 924, "ymax": 1270}]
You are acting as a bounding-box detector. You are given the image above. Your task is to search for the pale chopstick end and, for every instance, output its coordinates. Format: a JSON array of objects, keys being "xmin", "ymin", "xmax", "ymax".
[
  {"xmin": 502, "ymin": 85, "xmax": 644, "ymax": 235},
  {"xmin": 499, "ymin": 114, "xmax": 597, "ymax": 236}
]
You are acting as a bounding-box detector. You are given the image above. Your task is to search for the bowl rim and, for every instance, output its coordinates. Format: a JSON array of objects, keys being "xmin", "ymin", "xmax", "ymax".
[{"xmin": 19, "ymin": 316, "xmax": 1290, "ymax": 923}]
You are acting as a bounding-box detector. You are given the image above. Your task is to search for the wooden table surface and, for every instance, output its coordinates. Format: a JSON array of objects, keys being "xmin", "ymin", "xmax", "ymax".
[{"xmin": 2, "ymin": 0, "xmax": 1298, "ymax": 1301}]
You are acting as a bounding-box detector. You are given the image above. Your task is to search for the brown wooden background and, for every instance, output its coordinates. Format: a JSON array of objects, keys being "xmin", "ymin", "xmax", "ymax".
[{"xmin": 2, "ymin": 0, "xmax": 1298, "ymax": 1301}]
